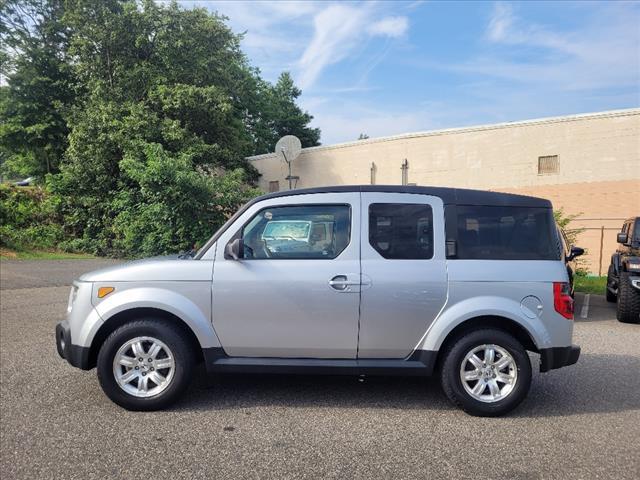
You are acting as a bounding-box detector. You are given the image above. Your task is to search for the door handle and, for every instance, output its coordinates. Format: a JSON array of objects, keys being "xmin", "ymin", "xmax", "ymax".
[{"xmin": 329, "ymin": 275, "xmax": 359, "ymax": 291}]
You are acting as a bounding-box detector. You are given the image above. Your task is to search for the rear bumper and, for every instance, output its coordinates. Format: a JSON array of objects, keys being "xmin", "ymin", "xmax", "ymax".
[
  {"xmin": 539, "ymin": 344, "xmax": 581, "ymax": 372},
  {"xmin": 55, "ymin": 320, "xmax": 92, "ymax": 370}
]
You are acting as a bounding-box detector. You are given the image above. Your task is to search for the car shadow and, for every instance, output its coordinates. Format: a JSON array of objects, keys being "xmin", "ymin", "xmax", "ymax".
[
  {"xmin": 172, "ymin": 353, "xmax": 640, "ymax": 417},
  {"xmin": 514, "ymin": 352, "xmax": 640, "ymax": 418}
]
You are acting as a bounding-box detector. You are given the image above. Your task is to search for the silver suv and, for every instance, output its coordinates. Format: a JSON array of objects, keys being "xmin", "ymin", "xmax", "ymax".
[{"xmin": 56, "ymin": 186, "xmax": 580, "ymax": 416}]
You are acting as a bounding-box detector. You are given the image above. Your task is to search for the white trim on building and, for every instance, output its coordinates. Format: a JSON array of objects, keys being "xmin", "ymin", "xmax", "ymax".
[{"xmin": 247, "ymin": 108, "xmax": 640, "ymax": 160}]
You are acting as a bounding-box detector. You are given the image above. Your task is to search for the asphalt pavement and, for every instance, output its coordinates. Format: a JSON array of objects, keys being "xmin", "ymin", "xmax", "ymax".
[{"xmin": 1, "ymin": 259, "xmax": 639, "ymax": 479}]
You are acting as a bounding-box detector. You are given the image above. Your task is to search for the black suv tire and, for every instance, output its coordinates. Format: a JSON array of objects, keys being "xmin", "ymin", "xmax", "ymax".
[
  {"xmin": 617, "ymin": 272, "xmax": 640, "ymax": 324},
  {"xmin": 97, "ymin": 318, "xmax": 195, "ymax": 410},
  {"xmin": 440, "ymin": 329, "xmax": 532, "ymax": 417}
]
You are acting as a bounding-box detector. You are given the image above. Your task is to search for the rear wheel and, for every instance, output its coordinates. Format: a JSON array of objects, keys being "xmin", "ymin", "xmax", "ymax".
[
  {"xmin": 440, "ymin": 329, "xmax": 532, "ymax": 417},
  {"xmin": 617, "ymin": 272, "xmax": 640, "ymax": 324},
  {"xmin": 97, "ymin": 318, "xmax": 195, "ymax": 410}
]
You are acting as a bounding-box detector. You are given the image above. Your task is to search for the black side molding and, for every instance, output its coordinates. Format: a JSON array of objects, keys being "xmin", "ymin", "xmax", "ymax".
[{"xmin": 203, "ymin": 348, "xmax": 438, "ymax": 377}]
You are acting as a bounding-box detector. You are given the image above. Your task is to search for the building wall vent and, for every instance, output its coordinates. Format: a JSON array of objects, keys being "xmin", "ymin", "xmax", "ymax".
[{"xmin": 538, "ymin": 155, "xmax": 559, "ymax": 175}]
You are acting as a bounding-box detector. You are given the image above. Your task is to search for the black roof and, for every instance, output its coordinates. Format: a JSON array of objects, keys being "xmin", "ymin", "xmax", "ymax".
[{"xmin": 253, "ymin": 185, "xmax": 552, "ymax": 208}]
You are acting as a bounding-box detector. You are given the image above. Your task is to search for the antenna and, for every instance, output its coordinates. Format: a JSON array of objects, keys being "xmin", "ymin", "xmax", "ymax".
[{"xmin": 275, "ymin": 135, "xmax": 302, "ymax": 189}]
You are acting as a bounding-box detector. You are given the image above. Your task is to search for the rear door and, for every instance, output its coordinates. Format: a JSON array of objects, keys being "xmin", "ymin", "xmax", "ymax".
[{"xmin": 359, "ymin": 193, "xmax": 448, "ymax": 358}]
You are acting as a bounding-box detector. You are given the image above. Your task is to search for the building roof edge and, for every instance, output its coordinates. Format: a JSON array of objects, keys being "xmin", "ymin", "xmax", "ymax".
[{"xmin": 248, "ymin": 108, "xmax": 640, "ymax": 161}]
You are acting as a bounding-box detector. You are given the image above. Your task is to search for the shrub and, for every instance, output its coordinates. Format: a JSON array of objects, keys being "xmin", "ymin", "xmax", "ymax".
[
  {"xmin": 554, "ymin": 208, "xmax": 588, "ymax": 275},
  {"xmin": 0, "ymin": 184, "xmax": 65, "ymax": 250},
  {"xmin": 108, "ymin": 143, "xmax": 261, "ymax": 257}
]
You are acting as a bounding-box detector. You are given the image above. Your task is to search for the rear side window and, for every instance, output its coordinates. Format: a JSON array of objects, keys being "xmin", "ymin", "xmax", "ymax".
[
  {"xmin": 456, "ymin": 206, "xmax": 559, "ymax": 260},
  {"xmin": 369, "ymin": 203, "xmax": 434, "ymax": 259}
]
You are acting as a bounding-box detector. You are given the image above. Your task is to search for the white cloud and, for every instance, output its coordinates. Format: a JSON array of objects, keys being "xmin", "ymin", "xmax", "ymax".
[
  {"xmin": 202, "ymin": 1, "xmax": 322, "ymax": 80},
  {"xmin": 298, "ymin": 7, "xmax": 409, "ymax": 89},
  {"xmin": 486, "ymin": 2, "xmax": 582, "ymax": 55},
  {"xmin": 486, "ymin": 3, "xmax": 513, "ymax": 42},
  {"xmin": 368, "ymin": 16, "xmax": 409, "ymax": 38},
  {"xmin": 467, "ymin": 2, "xmax": 640, "ymax": 90},
  {"xmin": 202, "ymin": 2, "xmax": 410, "ymax": 88},
  {"xmin": 297, "ymin": 4, "xmax": 371, "ymax": 89}
]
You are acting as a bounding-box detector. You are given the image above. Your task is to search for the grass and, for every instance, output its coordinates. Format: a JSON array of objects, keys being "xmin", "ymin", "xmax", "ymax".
[
  {"xmin": 0, "ymin": 247, "xmax": 95, "ymax": 260},
  {"xmin": 574, "ymin": 275, "xmax": 607, "ymax": 295}
]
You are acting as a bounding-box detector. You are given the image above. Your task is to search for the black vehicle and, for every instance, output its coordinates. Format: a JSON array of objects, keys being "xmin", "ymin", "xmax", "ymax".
[
  {"xmin": 557, "ymin": 226, "xmax": 584, "ymax": 297},
  {"xmin": 606, "ymin": 217, "xmax": 640, "ymax": 324}
]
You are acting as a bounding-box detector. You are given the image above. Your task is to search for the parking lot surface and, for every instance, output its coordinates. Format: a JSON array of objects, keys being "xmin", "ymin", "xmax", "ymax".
[{"xmin": 1, "ymin": 259, "xmax": 639, "ymax": 479}]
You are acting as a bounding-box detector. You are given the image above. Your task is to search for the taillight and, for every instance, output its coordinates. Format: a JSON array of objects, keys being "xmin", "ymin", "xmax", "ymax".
[{"xmin": 553, "ymin": 282, "xmax": 574, "ymax": 320}]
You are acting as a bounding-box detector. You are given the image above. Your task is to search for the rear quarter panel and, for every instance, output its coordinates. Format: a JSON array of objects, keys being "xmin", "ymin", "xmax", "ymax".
[{"xmin": 417, "ymin": 260, "xmax": 574, "ymax": 352}]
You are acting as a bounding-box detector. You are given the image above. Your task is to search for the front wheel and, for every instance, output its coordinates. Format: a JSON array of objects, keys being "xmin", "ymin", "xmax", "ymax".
[
  {"xmin": 440, "ymin": 329, "xmax": 532, "ymax": 417},
  {"xmin": 97, "ymin": 318, "xmax": 195, "ymax": 410}
]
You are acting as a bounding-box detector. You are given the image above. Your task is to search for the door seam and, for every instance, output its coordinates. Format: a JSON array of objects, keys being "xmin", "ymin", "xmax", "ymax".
[{"xmin": 356, "ymin": 191, "xmax": 362, "ymax": 359}]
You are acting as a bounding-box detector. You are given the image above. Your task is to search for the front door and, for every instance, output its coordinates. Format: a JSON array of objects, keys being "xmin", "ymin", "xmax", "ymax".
[
  {"xmin": 358, "ymin": 192, "xmax": 448, "ymax": 358},
  {"xmin": 212, "ymin": 193, "xmax": 361, "ymax": 358}
]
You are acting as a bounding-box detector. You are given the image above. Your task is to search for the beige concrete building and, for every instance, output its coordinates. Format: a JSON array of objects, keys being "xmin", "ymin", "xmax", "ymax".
[{"xmin": 248, "ymin": 109, "xmax": 640, "ymax": 274}]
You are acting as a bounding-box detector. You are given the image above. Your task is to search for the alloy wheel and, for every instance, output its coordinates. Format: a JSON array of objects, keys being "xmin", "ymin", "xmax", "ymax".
[
  {"xmin": 112, "ymin": 336, "xmax": 175, "ymax": 398},
  {"xmin": 459, "ymin": 344, "xmax": 518, "ymax": 403}
]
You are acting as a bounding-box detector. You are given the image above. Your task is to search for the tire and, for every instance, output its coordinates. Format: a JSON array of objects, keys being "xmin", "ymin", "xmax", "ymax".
[
  {"xmin": 440, "ymin": 329, "xmax": 532, "ymax": 417},
  {"xmin": 617, "ymin": 272, "xmax": 640, "ymax": 324},
  {"xmin": 605, "ymin": 265, "xmax": 617, "ymax": 303},
  {"xmin": 97, "ymin": 318, "xmax": 195, "ymax": 410}
]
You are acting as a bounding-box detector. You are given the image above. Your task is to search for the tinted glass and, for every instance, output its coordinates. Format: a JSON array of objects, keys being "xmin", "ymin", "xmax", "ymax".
[
  {"xmin": 633, "ymin": 220, "xmax": 640, "ymax": 243},
  {"xmin": 456, "ymin": 206, "xmax": 559, "ymax": 260},
  {"xmin": 242, "ymin": 205, "xmax": 350, "ymax": 259},
  {"xmin": 369, "ymin": 203, "xmax": 434, "ymax": 259}
]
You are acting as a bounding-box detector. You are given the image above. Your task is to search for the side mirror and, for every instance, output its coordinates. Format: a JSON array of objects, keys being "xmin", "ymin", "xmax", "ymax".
[
  {"xmin": 224, "ymin": 238, "xmax": 244, "ymax": 260},
  {"xmin": 617, "ymin": 232, "xmax": 628, "ymax": 244},
  {"xmin": 567, "ymin": 246, "xmax": 584, "ymax": 261}
]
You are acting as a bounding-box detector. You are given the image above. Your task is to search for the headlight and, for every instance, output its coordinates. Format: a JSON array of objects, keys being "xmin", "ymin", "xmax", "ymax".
[
  {"xmin": 628, "ymin": 263, "xmax": 640, "ymax": 271},
  {"xmin": 67, "ymin": 285, "xmax": 78, "ymax": 313}
]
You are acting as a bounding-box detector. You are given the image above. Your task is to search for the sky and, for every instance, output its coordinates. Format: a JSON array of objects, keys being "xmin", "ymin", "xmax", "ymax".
[{"xmin": 183, "ymin": 0, "xmax": 640, "ymax": 147}]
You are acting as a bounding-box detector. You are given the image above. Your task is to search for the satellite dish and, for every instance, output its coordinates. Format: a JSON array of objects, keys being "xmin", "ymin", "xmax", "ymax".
[
  {"xmin": 275, "ymin": 135, "xmax": 302, "ymax": 189},
  {"xmin": 275, "ymin": 135, "xmax": 302, "ymax": 164}
]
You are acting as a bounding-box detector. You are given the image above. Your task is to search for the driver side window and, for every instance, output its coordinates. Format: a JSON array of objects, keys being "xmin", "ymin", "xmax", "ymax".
[{"xmin": 241, "ymin": 205, "xmax": 351, "ymax": 260}]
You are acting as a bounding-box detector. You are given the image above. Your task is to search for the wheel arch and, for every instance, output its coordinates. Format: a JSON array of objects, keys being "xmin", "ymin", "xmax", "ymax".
[
  {"xmin": 440, "ymin": 315, "xmax": 538, "ymax": 352},
  {"xmin": 88, "ymin": 307, "xmax": 204, "ymax": 370},
  {"xmin": 610, "ymin": 252, "xmax": 621, "ymax": 274},
  {"xmin": 433, "ymin": 315, "xmax": 539, "ymax": 371}
]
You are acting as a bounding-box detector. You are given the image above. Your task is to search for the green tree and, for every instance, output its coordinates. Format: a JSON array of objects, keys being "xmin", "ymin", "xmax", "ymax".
[
  {"xmin": 249, "ymin": 72, "xmax": 321, "ymax": 154},
  {"xmin": 111, "ymin": 144, "xmax": 259, "ymax": 257},
  {"xmin": 2, "ymin": 0, "xmax": 321, "ymax": 257},
  {"xmin": 0, "ymin": 0, "xmax": 73, "ymax": 178}
]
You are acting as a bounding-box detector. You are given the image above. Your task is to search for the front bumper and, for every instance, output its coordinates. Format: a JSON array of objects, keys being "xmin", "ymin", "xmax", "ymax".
[
  {"xmin": 539, "ymin": 344, "xmax": 581, "ymax": 372},
  {"xmin": 55, "ymin": 320, "xmax": 92, "ymax": 370},
  {"xmin": 630, "ymin": 275, "xmax": 640, "ymax": 291}
]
